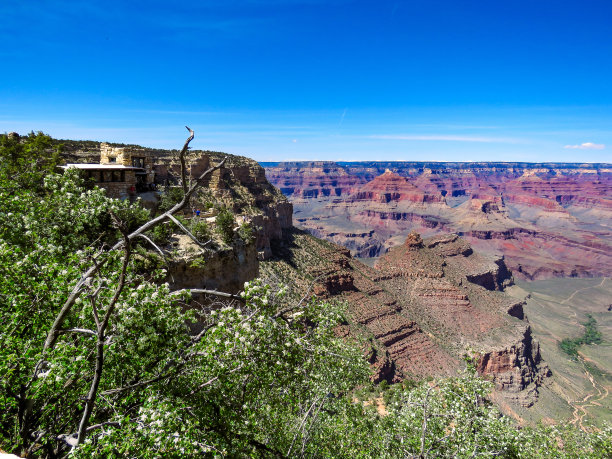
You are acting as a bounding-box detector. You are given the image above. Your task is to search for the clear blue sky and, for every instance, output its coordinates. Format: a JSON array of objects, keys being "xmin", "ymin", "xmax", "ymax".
[{"xmin": 1, "ymin": 0, "xmax": 611, "ymax": 162}]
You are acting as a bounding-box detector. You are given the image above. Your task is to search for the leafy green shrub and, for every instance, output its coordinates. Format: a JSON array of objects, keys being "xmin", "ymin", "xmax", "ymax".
[
  {"xmin": 237, "ymin": 221, "xmax": 255, "ymax": 244},
  {"xmin": 560, "ymin": 338, "xmax": 579, "ymax": 357},
  {"xmin": 0, "ymin": 131, "xmax": 61, "ymax": 191},
  {"xmin": 148, "ymin": 221, "xmax": 175, "ymax": 244},
  {"xmin": 191, "ymin": 219, "xmax": 211, "ymax": 241},
  {"xmin": 132, "ymin": 248, "xmax": 164, "ymax": 275},
  {"xmin": 158, "ymin": 186, "xmax": 184, "ymax": 213},
  {"xmin": 216, "ymin": 207, "xmax": 235, "ymax": 244},
  {"xmin": 560, "ymin": 314, "xmax": 603, "ymax": 358}
]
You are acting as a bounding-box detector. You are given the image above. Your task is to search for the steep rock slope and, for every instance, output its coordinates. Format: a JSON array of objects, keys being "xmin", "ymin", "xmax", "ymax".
[
  {"xmin": 260, "ymin": 229, "xmax": 550, "ymax": 407},
  {"xmin": 264, "ymin": 161, "xmax": 612, "ymax": 279}
]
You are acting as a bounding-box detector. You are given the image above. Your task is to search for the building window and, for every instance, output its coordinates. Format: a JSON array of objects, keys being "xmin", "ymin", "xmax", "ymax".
[
  {"xmin": 108, "ymin": 157, "xmax": 117, "ymax": 163},
  {"xmin": 132, "ymin": 157, "xmax": 145, "ymax": 168},
  {"xmin": 112, "ymin": 170, "xmax": 125, "ymax": 182}
]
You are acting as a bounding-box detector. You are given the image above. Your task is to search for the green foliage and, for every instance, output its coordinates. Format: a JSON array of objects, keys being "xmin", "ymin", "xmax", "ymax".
[
  {"xmin": 560, "ymin": 338, "xmax": 580, "ymax": 357},
  {"xmin": 188, "ymin": 257, "xmax": 207, "ymax": 269},
  {"xmin": 190, "ymin": 219, "xmax": 211, "ymax": 241},
  {"xmin": 216, "ymin": 207, "xmax": 235, "ymax": 244},
  {"xmin": 582, "ymin": 314, "xmax": 602, "ymax": 345},
  {"xmin": 158, "ymin": 186, "xmax": 184, "ymax": 213},
  {"xmin": 132, "ymin": 246, "xmax": 165, "ymax": 275},
  {"xmin": 147, "ymin": 221, "xmax": 175, "ymax": 244},
  {"xmin": 560, "ymin": 314, "xmax": 603, "ymax": 358},
  {"xmin": 0, "ymin": 131, "xmax": 62, "ymax": 191},
  {"xmin": 238, "ymin": 221, "xmax": 255, "ymax": 244}
]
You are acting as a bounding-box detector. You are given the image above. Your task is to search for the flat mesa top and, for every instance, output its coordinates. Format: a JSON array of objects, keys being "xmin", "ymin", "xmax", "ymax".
[{"xmin": 62, "ymin": 164, "xmax": 144, "ymax": 171}]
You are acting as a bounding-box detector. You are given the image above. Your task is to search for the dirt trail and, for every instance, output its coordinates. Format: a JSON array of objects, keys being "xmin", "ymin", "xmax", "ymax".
[
  {"xmin": 561, "ymin": 277, "xmax": 608, "ymax": 305},
  {"xmin": 529, "ymin": 278, "xmax": 611, "ymax": 430},
  {"xmin": 569, "ymin": 359, "xmax": 609, "ymax": 431}
]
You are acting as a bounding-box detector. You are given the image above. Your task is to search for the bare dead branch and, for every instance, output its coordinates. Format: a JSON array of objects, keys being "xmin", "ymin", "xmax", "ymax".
[
  {"xmin": 171, "ymin": 288, "xmax": 245, "ymax": 303},
  {"xmin": 167, "ymin": 214, "xmax": 211, "ymax": 250},
  {"xmin": 180, "ymin": 126, "xmax": 195, "ymax": 193},
  {"xmin": 135, "ymin": 233, "xmax": 165, "ymax": 257},
  {"xmin": 86, "ymin": 421, "xmax": 121, "ymax": 432},
  {"xmin": 57, "ymin": 328, "xmax": 97, "ymax": 337}
]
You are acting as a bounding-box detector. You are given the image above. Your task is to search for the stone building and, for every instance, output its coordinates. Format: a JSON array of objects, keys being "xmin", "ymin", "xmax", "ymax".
[
  {"xmin": 99, "ymin": 143, "xmax": 155, "ymax": 185},
  {"xmin": 62, "ymin": 143, "xmax": 156, "ymax": 199}
]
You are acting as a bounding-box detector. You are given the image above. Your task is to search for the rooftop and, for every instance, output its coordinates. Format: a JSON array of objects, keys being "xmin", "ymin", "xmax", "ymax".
[{"xmin": 62, "ymin": 164, "xmax": 144, "ymax": 171}]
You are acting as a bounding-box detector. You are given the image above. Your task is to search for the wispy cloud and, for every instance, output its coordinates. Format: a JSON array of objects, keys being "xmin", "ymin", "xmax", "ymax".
[
  {"xmin": 563, "ymin": 142, "xmax": 605, "ymax": 150},
  {"xmin": 367, "ymin": 134, "xmax": 520, "ymax": 143}
]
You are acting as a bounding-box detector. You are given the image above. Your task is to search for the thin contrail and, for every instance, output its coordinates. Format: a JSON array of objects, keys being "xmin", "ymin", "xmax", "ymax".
[{"xmin": 339, "ymin": 108, "xmax": 347, "ymax": 127}]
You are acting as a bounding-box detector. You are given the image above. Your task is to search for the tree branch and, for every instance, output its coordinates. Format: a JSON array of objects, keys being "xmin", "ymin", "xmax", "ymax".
[
  {"xmin": 180, "ymin": 126, "xmax": 194, "ymax": 194},
  {"xmin": 75, "ymin": 215, "xmax": 131, "ymax": 446},
  {"xmin": 57, "ymin": 328, "xmax": 97, "ymax": 337},
  {"xmin": 167, "ymin": 214, "xmax": 211, "ymax": 250},
  {"xmin": 171, "ymin": 288, "xmax": 245, "ymax": 303},
  {"xmin": 135, "ymin": 233, "xmax": 165, "ymax": 257}
]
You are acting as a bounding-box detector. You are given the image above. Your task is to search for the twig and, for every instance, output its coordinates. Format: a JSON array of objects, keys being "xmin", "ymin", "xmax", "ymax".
[
  {"xmin": 167, "ymin": 214, "xmax": 211, "ymax": 250},
  {"xmin": 171, "ymin": 288, "xmax": 245, "ymax": 303},
  {"xmin": 187, "ymin": 364, "xmax": 244, "ymax": 396},
  {"xmin": 57, "ymin": 328, "xmax": 97, "ymax": 337}
]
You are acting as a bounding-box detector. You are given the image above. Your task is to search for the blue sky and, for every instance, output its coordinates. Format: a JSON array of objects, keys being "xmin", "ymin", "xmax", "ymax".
[{"xmin": 1, "ymin": 0, "xmax": 611, "ymax": 162}]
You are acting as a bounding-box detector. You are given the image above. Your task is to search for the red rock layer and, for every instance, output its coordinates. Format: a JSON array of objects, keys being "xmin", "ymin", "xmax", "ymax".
[
  {"xmin": 265, "ymin": 162, "xmax": 612, "ymax": 279},
  {"xmin": 261, "ymin": 230, "xmax": 550, "ymax": 407},
  {"xmin": 264, "ymin": 161, "xmax": 365, "ymax": 198},
  {"xmin": 353, "ymin": 170, "xmax": 445, "ymax": 204}
]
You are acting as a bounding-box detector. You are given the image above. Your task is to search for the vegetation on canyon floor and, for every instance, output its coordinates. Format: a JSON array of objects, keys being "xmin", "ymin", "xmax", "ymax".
[
  {"xmin": 1, "ymin": 132, "xmax": 611, "ymax": 458},
  {"xmin": 560, "ymin": 314, "xmax": 603, "ymax": 358}
]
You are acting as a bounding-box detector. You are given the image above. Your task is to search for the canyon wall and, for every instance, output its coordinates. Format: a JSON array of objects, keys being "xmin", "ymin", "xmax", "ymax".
[
  {"xmin": 260, "ymin": 230, "xmax": 550, "ymax": 408},
  {"xmin": 263, "ymin": 161, "xmax": 612, "ymax": 280}
]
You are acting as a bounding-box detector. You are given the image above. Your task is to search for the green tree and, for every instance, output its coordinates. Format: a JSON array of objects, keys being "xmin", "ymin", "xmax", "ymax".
[
  {"xmin": 216, "ymin": 207, "xmax": 235, "ymax": 244},
  {"xmin": 0, "ymin": 131, "xmax": 62, "ymax": 191}
]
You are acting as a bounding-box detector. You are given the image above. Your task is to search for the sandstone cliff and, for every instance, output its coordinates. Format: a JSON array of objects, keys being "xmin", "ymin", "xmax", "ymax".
[{"xmin": 60, "ymin": 140, "xmax": 292, "ymax": 260}]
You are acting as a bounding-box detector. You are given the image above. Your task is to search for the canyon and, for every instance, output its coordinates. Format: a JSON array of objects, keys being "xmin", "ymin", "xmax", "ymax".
[
  {"xmin": 263, "ymin": 161, "xmax": 612, "ymax": 280},
  {"xmin": 63, "ymin": 142, "xmax": 598, "ymax": 419}
]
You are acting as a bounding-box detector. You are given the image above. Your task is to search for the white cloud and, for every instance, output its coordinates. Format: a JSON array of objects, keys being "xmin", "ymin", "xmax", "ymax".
[{"xmin": 563, "ymin": 142, "xmax": 605, "ymax": 150}]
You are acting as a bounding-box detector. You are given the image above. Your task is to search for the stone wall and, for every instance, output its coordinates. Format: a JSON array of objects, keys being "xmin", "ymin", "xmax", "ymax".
[
  {"xmin": 81, "ymin": 168, "xmax": 137, "ymax": 199},
  {"xmin": 100, "ymin": 143, "xmax": 155, "ymax": 183}
]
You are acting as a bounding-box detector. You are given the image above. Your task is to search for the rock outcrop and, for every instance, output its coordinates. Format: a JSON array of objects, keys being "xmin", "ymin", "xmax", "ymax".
[
  {"xmin": 60, "ymin": 140, "xmax": 292, "ymax": 260},
  {"xmin": 260, "ymin": 230, "xmax": 550, "ymax": 407}
]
